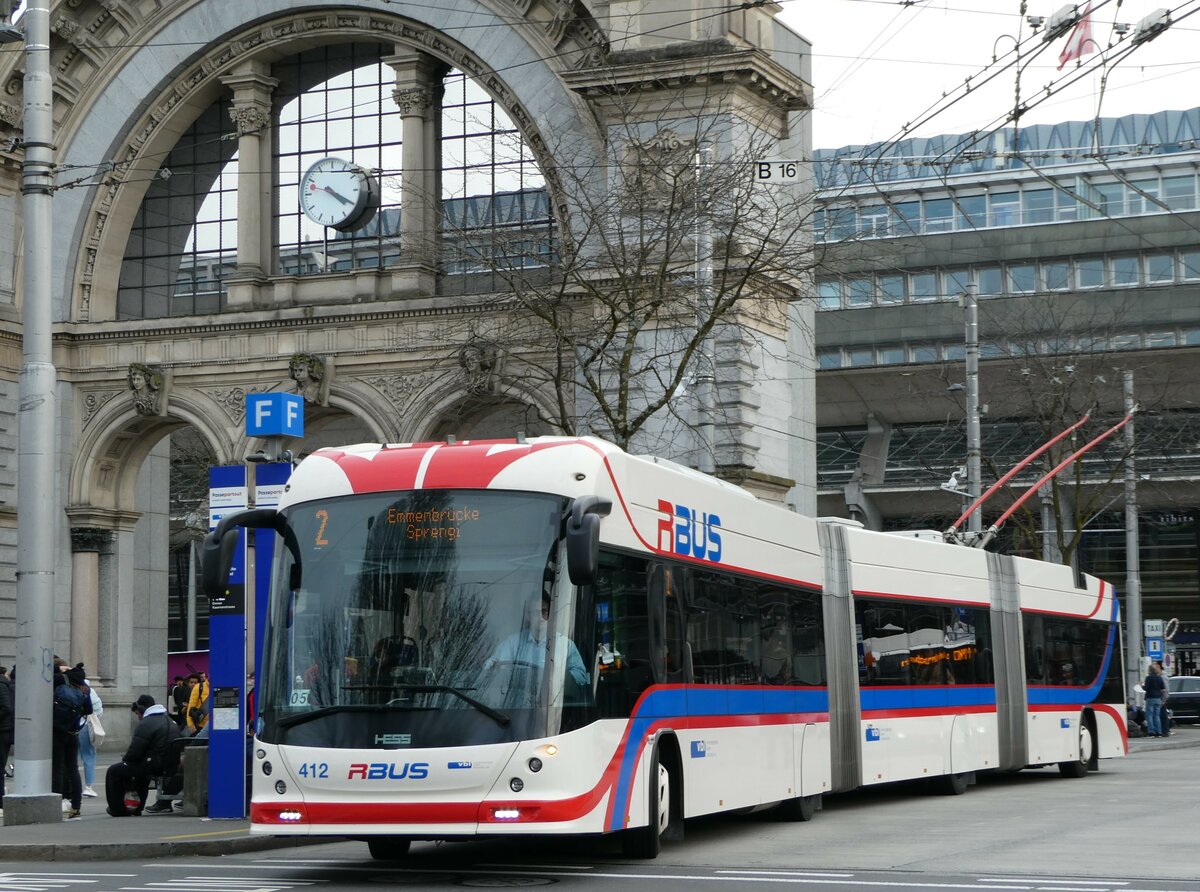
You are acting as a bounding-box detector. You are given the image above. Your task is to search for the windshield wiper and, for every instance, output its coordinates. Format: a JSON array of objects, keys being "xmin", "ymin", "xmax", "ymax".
[
  {"xmin": 275, "ymin": 686, "xmax": 510, "ymax": 730},
  {"xmin": 397, "ymin": 684, "xmax": 510, "ymax": 726}
]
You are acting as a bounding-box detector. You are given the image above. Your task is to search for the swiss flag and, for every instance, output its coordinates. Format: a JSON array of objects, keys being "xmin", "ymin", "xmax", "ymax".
[{"xmin": 1058, "ymin": 3, "xmax": 1098, "ymax": 69}]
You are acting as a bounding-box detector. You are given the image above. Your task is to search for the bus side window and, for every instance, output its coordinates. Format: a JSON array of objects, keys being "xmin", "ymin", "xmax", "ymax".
[{"xmin": 592, "ymin": 552, "xmax": 653, "ymax": 717}]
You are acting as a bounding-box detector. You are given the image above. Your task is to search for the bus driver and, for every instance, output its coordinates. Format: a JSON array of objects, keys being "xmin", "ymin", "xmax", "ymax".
[{"xmin": 486, "ymin": 593, "xmax": 589, "ymax": 687}]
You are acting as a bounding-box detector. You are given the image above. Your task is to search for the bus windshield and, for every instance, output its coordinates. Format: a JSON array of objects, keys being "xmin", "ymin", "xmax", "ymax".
[{"xmin": 259, "ymin": 489, "xmax": 583, "ymax": 748}]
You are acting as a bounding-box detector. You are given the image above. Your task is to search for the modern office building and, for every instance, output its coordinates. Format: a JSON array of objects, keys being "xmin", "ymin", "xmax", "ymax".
[{"xmin": 813, "ymin": 108, "xmax": 1200, "ymax": 664}]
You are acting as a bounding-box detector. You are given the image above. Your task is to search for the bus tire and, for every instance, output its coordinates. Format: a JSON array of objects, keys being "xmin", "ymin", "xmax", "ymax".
[
  {"xmin": 936, "ymin": 771, "xmax": 971, "ymax": 796},
  {"xmin": 1058, "ymin": 717, "xmax": 1093, "ymax": 778},
  {"xmin": 621, "ymin": 749, "xmax": 668, "ymax": 859},
  {"xmin": 777, "ymin": 794, "xmax": 820, "ymax": 821},
  {"xmin": 367, "ymin": 836, "xmax": 411, "ymax": 860}
]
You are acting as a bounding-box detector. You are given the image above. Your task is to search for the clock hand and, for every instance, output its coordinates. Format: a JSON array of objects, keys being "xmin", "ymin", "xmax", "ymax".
[{"xmin": 321, "ymin": 184, "xmax": 354, "ymax": 205}]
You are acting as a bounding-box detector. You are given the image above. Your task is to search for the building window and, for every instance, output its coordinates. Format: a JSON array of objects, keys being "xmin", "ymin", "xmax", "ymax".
[
  {"xmin": 877, "ymin": 345, "xmax": 906, "ymax": 364},
  {"xmin": 859, "ymin": 206, "xmax": 889, "ymax": 237},
  {"xmin": 1008, "ymin": 264, "xmax": 1036, "ymax": 293},
  {"xmin": 942, "ymin": 268, "xmax": 969, "ymax": 297},
  {"xmin": 989, "ymin": 192, "xmax": 1019, "ymax": 226},
  {"xmin": 1022, "ymin": 189, "xmax": 1055, "ymax": 224},
  {"xmin": 818, "ymin": 350, "xmax": 843, "ymax": 369},
  {"xmin": 925, "ymin": 198, "xmax": 953, "ymax": 232},
  {"xmin": 1043, "ymin": 260, "xmax": 1071, "ymax": 291},
  {"xmin": 1078, "ymin": 257, "xmax": 1105, "ymax": 288},
  {"xmin": 1093, "ymin": 182, "xmax": 1124, "ymax": 216},
  {"xmin": 1163, "ymin": 175, "xmax": 1196, "ymax": 210},
  {"xmin": 1146, "ymin": 253, "xmax": 1175, "ymax": 283},
  {"xmin": 1111, "ymin": 255, "xmax": 1139, "ymax": 287},
  {"xmin": 1145, "ymin": 331, "xmax": 1175, "ymax": 348},
  {"xmin": 1056, "ymin": 186, "xmax": 1080, "ymax": 221},
  {"xmin": 878, "ymin": 274, "xmax": 905, "ymax": 304},
  {"xmin": 817, "ymin": 279, "xmax": 842, "ymax": 309},
  {"xmin": 909, "ymin": 272, "xmax": 938, "ymax": 301},
  {"xmin": 846, "ymin": 347, "xmax": 874, "ymax": 367},
  {"xmin": 1181, "ymin": 250, "xmax": 1200, "ymax": 280},
  {"xmin": 892, "ymin": 201, "xmax": 921, "ymax": 235},
  {"xmin": 954, "ymin": 194, "xmax": 986, "ymax": 230},
  {"xmin": 911, "ymin": 344, "xmax": 940, "ymax": 363},
  {"xmin": 977, "ymin": 265, "xmax": 1002, "ymax": 295},
  {"xmin": 847, "ymin": 277, "xmax": 873, "ymax": 306},
  {"xmin": 1127, "ymin": 179, "xmax": 1161, "ymax": 215}
]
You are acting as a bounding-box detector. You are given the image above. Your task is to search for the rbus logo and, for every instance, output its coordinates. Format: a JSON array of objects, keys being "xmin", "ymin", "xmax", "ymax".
[
  {"xmin": 347, "ymin": 762, "xmax": 430, "ymax": 780},
  {"xmin": 657, "ymin": 500, "xmax": 722, "ymax": 562}
]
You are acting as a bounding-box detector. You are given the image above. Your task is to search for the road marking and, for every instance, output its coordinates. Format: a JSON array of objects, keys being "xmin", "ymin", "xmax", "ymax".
[
  {"xmin": 157, "ymin": 828, "xmax": 252, "ymax": 841},
  {"xmin": 718, "ymin": 871, "xmax": 856, "ymax": 878},
  {"xmin": 980, "ymin": 883, "xmax": 1128, "ymax": 887}
]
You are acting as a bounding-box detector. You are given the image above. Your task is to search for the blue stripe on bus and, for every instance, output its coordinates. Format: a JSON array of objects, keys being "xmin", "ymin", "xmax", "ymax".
[
  {"xmin": 859, "ymin": 685, "xmax": 997, "ymax": 711},
  {"xmin": 609, "ymin": 686, "xmax": 829, "ymax": 831}
]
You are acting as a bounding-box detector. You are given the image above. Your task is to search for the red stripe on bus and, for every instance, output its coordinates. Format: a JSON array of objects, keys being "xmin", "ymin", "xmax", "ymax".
[{"xmin": 861, "ymin": 705, "xmax": 997, "ymax": 720}]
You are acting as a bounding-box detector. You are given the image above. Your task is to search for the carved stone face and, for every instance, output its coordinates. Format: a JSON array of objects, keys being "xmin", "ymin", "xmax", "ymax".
[
  {"xmin": 291, "ymin": 360, "xmax": 310, "ymax": 383},
  {"xmin": 130, "ymin": 370, "xmax": 147, "ymax": 391}
]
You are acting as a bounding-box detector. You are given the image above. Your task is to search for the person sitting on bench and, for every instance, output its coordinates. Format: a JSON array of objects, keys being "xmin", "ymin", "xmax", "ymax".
[{"xmin": 105, "ymin": 694, "xmax": 180, "ymax": 816}]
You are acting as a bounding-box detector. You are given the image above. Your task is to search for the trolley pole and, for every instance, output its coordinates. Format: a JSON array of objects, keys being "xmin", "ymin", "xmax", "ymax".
[
  {"xmin": 10, "ymin": 0, "xmax": 61, "ymax": 825},
  {"xmin": 1123, "ymin": 370, "xmax": 1142, "ymax": 693},
  {"xmin": 963, "ymin": 281, "xmax": 982, "ymax": 536}
]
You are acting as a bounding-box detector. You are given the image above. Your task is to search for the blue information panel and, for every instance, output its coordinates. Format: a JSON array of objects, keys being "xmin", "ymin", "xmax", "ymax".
[
  {"xmin": 1147, "ymin": 637, "xmax": 1165, "ymax": 662},
  {"xmin": 208, "ymin": 465, "xmax": 247, "ymax": 819}
]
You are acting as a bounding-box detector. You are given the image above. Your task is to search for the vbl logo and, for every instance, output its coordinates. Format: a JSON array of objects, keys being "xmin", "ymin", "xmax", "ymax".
[
  {"xmin": 347, "ymin": 762, "xmax": 430, "ymax": 780},
  {"xmin": 658, "ymin": 500, "xmax": 722, "ymax": 562}
]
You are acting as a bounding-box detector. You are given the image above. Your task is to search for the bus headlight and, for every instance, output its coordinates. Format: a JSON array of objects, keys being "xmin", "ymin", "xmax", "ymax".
[
  {"xmin": 262, "ymin": 761, "xmax": 273, "ymax": 776},
  {"xmin": 275, "ymin": 780, "xmax": 287, "ymax": 795},
  {"xmin": 509, "ymin": 777, "xmax": 524, "ymax": 792},
  {"xmin": 527, "ymin": 757, "xmax": 543, "ymax": 773}
]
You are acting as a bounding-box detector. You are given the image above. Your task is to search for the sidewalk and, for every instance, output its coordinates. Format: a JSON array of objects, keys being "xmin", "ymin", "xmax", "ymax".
[{"xmin": 1, "ymin": 726, "xmax": 1195, "ymax": 861}]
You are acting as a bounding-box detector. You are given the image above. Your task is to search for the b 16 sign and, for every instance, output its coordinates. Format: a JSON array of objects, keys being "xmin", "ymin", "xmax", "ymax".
[{"xmin": 755, "ymin": 160, "xmax": 802, "ymax": 183}]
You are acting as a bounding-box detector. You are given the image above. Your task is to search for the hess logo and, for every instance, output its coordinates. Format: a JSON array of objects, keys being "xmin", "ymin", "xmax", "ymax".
[
  {"xmin": 347, "ymin": 762, "xmax": 430, "ymax": 780},
  {"xmin": 657, "ymin": 500, "xmax": 722, "ymax": 562}
]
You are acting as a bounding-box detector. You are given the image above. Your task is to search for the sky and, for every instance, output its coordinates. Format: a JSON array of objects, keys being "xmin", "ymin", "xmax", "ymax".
[{"xmin": 777, "ymin": 0, "xmax": 1200, "ymax": 151}]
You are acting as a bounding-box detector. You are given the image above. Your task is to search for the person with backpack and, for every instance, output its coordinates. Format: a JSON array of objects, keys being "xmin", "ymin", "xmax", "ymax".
[
  {"xmin": 186, "ymin": 672, "xmax": 210, "ymax": 736},
  {"xmin": 52, "ymin": 664, "xmax": 92, "ymax": 819},
  {"xmin": 105, "ymin": 694, "xmax": 181, "ymax": 816},
  {"xmin": 72, "ymin": 664, "xmax": 104, "ymax": 797}
]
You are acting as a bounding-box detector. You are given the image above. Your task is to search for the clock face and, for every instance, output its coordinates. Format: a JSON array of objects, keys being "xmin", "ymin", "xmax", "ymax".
[{"xmin": 299, "ymin": 157, "xmax": 375, "ymax": 231}]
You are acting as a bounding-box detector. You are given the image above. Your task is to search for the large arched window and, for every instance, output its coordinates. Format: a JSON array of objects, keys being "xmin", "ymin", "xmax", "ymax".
[{"xmin": 116, "ymin": 41, "xmax": 554, "ymax": 319}]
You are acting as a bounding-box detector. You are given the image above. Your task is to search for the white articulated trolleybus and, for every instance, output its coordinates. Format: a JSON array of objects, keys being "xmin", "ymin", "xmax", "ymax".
[{"xmin": 204, "ymin": 436, "xmax": 1126, "ymax": 860}]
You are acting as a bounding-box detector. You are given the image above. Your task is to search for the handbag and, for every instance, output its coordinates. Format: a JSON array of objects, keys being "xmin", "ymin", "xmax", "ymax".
[{"xmin": 86, "ymin": 712, "xmax": 106, "ymax": 748}]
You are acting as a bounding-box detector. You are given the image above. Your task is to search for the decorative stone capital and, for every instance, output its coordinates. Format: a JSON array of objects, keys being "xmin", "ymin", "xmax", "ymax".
[
  {"xmin": 70, "ymin": 527, "xmax": 115, "ymax": 554},
  {"xmin": 228, "ymin": 103, "xmax": 272, "ymax": 137},
  {"xmin": 392, "ymin": 87, "xmax": 434, "ymax": 117}
]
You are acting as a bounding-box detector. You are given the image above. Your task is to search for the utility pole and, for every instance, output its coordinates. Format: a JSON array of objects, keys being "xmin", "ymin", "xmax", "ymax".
[
  {"xmin": 10, "ymin": 0, "xmax": 61, "ymax": 825},
  {"xmin": 963, "ymin": 280, "xmax": 982, "ymax": 536},
  {"xmin": 1123, "ymin": 370, "xmax": 1143, "ymax": 694},
  {"xmin": 694, "ymin": 141, "xmax": 715, "ymax": 475}
]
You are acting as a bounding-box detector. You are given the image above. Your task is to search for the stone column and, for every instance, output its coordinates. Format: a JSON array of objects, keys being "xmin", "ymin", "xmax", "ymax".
[
  {"xmin": 384, "ymin": 50, "xmax": 444, "ymax": 295},
  {"xmin": 220, "ymin": 61, "xmax": 279, "ymax": 307},
  {"xmin": 69, "ymin": 527, "xmax": 114, "ymax": 678}
]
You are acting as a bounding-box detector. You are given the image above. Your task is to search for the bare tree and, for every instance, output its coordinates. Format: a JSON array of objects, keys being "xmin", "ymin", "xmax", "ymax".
[{"xmin": 434, "ymin": 81, "xmax": 821, "ymax": 464}]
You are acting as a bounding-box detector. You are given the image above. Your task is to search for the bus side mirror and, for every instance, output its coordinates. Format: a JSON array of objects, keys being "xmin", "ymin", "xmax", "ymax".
[
  {"xmin": 201, "ymin": 507, "xmax": 283, "ymax": 597},
  {"xmin": 566, "ymin": 496, "xmax": 612, "ymax": 586}
]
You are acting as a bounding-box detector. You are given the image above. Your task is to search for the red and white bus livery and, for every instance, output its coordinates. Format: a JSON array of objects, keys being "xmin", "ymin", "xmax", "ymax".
[{"xmin": 205, "ymin": 436, "xmax": 1125, "ymax": 859}]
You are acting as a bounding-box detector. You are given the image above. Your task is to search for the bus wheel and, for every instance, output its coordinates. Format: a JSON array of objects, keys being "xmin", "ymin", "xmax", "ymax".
[
  {"xmin": 1058, "ymin": 719, "xmax": 1092, "ymax": 778},
  {"xmin": 936, "ymin": 772, "xmax": 971, "ymax": 796},
  {"xmin": 777, "ymin": 794, "xmax": 820, "ymax": 821},
  {"xmin": 621, "ymin": 750, "xmax": 669, "ymax": 859},
  {"xmin": 367, "ymin": 836, "xmax": 412, "ymax": 860}
]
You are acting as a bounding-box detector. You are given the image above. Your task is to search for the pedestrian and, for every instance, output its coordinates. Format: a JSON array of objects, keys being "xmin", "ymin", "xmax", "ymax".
[
  {"xmin": 105, "ymin": 694, "xmax": 181, "ymax": 817},
  {"xmin": 73, "ymin": 664, "xmax": 104, "ymax": 798},
  {"xmin": 52, "ymin": 665, "xmax": 91, "ymax": 819},
  {"xmin": 1143, "ymin": 661, "xmax": 1167, "ymax": 737},
  {"xmin": 186, "ymin": 672, "xmax": 210, "ymax": 736},
  {"xmin": 1155, "ymin": 661, "xmax": 1172, "ymax": 737},
  {"xmin": 0, "ymin": 665, "xmax": 13, "ymax": 816},
  {"xmin": 170, "ymin": 676, "xmax": 187, "ymax": 727}
]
